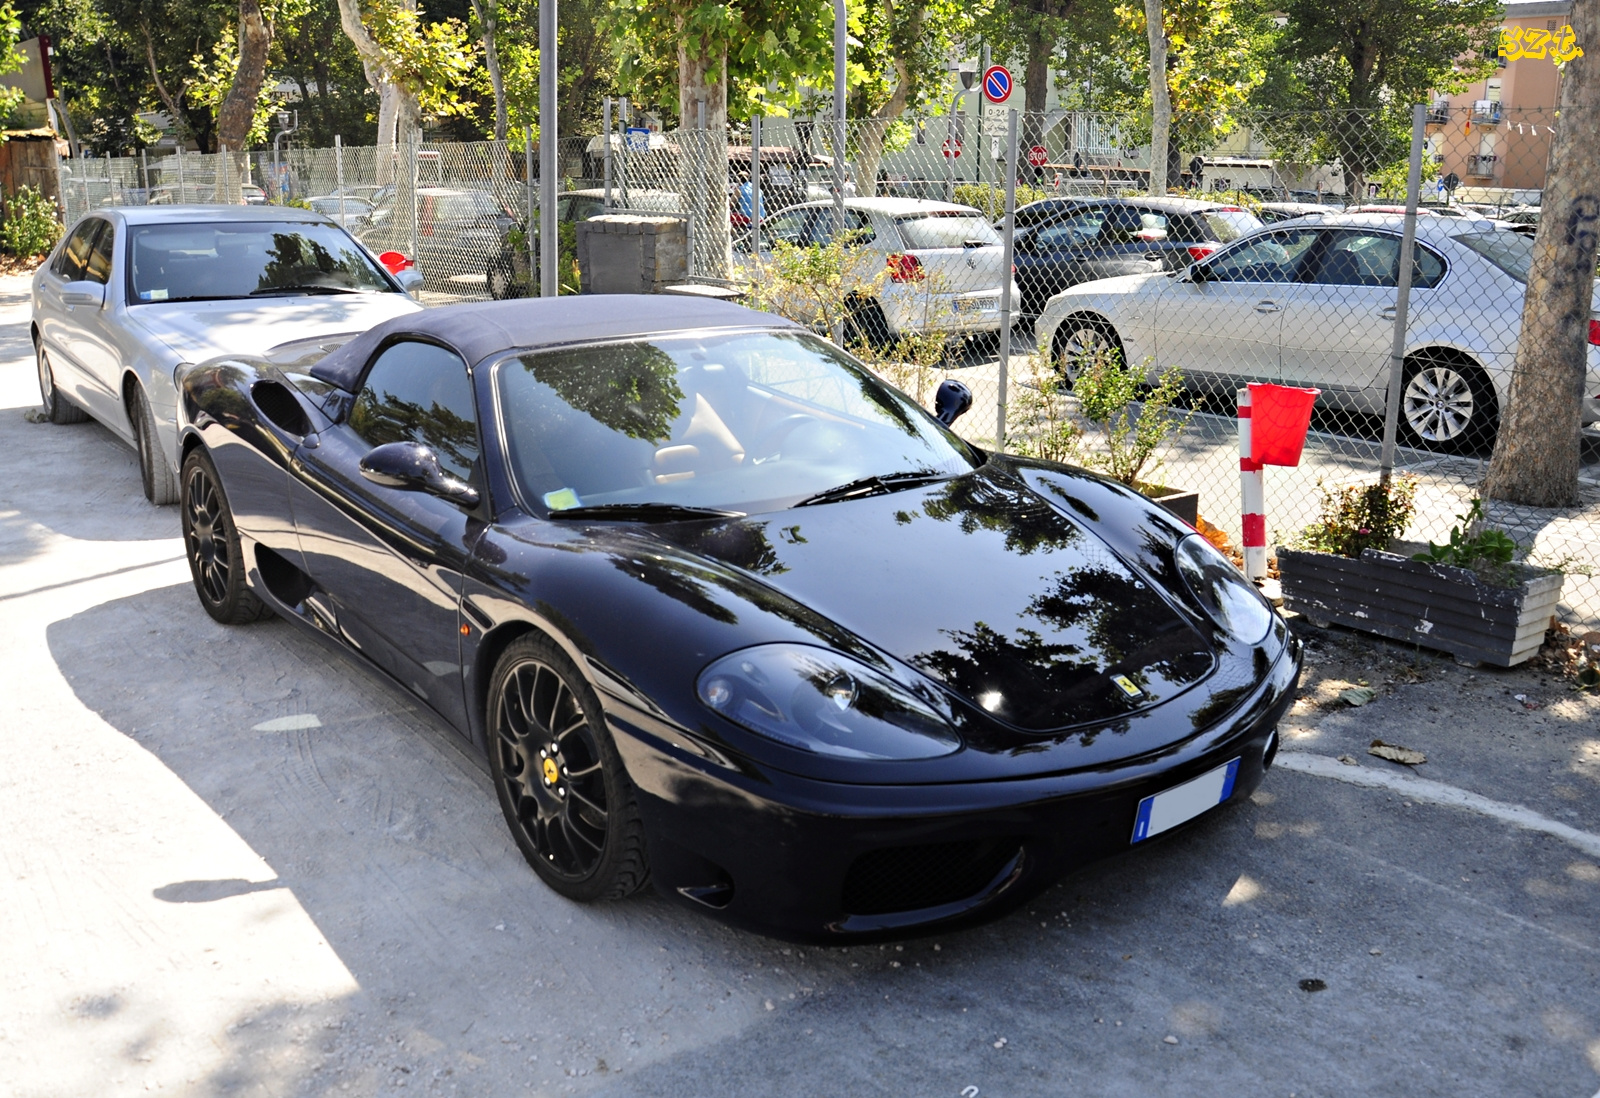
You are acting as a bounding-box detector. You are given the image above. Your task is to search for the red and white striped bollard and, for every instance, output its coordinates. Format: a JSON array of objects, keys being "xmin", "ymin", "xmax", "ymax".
[{"xmin": 1238, "ymin": 387, "xmax": 1266, "ymax": 582}]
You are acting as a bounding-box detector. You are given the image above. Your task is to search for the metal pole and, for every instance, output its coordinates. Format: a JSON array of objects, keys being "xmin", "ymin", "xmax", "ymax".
[
  {"xmin": 219, "ymin": 144, "xmax": 227, "ymax": 204},
  {"xmin": 750, "ymin": 113, "xmax": 762, "ymax": 258},
  {"xmin": 1239, "ymin": 387, "xmax": 1266, "ymax": 581},
  {"xmin": 176, "ymin": 150, "xmax": 185, "ymax": 203},
  {"xmin": 409, "ymin": 137, "xmax": 420, "ymax": 268},
  {"xmin": 996, "ymin": 109, "xmax": 1018, "ymax": 452},
  {"xmin": 539, "ymin": 0, "xmax": 558, "ymax": 297},
  {"xmin": 335, "ymin": 134, "xmax": 345, "ymax": 225},
  {"xmin": 946, "ymin": 92, "xmax": 960, "ymax": 202},
  {"xmin": 602, "ymin": 97, "xmax": 613, "ymax": 212},
  {"xmin": 977, "ymin": 44, "xmax": 990, "ymax": 186},
  {"xmin": 618, "ymin": 97, "xmax": 630, "ymax": 207},
  {"xmin": 832, "ymin": 0, "xmax": 846, "ymax": 343},
  {"xmin": 1378, "ymin": 103, "xmax": 1427, "ymax": 484},
  {"xmin": 140, "ymin": 149, "xmax": 148, "ymax": 203},
  {"xmin": 534, "ymin": 128, "xmax": 547, "ymax": 292}
]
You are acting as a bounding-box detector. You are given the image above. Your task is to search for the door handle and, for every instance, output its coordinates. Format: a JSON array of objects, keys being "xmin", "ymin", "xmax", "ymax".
[
  {"xmin": 1254, "ymin": 300, "xmax": 1281, "ymax": 313},
  {"xmin": 1379, "ymin": 306, "xmax": 1398, "ymax": 318}
]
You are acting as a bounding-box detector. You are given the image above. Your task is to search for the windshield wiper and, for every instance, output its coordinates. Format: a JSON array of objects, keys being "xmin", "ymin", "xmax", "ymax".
[
  {"xmin": 249, "ymin": 285, "xmax": 364, "ymax": 296},
  {"xmin": 546, "ymin": 503, "xmax": 746, "ymax": 523},
  {"xmin": 794, "ymin": 469, "xmax": 946, "ymax": 507}
]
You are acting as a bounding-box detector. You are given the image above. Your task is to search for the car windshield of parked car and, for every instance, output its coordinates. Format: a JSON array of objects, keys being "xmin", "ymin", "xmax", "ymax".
[
  {"xmin": 496, "ymin": 329, "xmax": 978, "ymax": 516},
  {"xmin": 1201, "ymin": 209, "xmax": 1262, "ymax": 242},
  {"xmin": 128, "ymin": 222, "xmax": 397, "ymax": 302},
  {"xmin": 896, "ymin": 213, "xmax": 1002, "ymax": 249},
  {"xmin": 1453, "ymin": 230, "xmax": 1533, "ymax": 283}
]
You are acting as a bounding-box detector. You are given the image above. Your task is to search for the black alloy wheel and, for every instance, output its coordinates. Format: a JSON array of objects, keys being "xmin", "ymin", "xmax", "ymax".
[
  {"xmin": 486, "ymin": 255, "xmax": 522, "ymax": 300},
  {"xmin": 843, "ymin": 299, "xmax": 892, "ymax": 351},
  {"xmin": 181, "ymin": 448, "xmax": 270, "ymax": 625},
  {"xmin": 35, "ymin": 343, "xmax": 88, "ymax": 425},
  {"xmin": 1399, "ymin": 353, "xmax": 1498, "ymax": 454},
  {"xmin": 1052, "ymin": 315, "xmax": 1123, "ymax": 388},
  {"xmin": 132, "ymin": 384, "xmax": 179, "ymax": 505},
  {"xmin": 488, "ymin": 636, "xmax": 649, "ymax": 902}
]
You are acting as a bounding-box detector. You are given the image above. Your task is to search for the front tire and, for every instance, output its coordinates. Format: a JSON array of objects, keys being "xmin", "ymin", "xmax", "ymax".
[
  {"xmin": 132, "ymin": 384, "xmax": 179, "ymax": 504},
  {"xmin": 36, "ymin": 344, "xmax": 89, "ymax": 424},
  {"xmin": 843, "ymin": 299, "xmax": 892, "ymax": 351},
  {"xmin": 486, "ymin": 254, "xmax": 521, "ymax": 300},
  {"xmin": 181, "ymin": 448, "xmax": 270, "ymax": 625},
  {"xmin": 488, "ymin": 636, "xmax": 649, "ymax": 902},
  {"xmin": 1399, "ymin": 353, "xmax": 1498, "ymax": 453},
  {"xmin": 1051, "ymin": 315, "xmax": 1123, "ymax": 388}
]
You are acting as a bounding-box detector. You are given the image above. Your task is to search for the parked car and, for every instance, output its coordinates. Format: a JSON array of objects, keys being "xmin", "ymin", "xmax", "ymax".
[
  {"xmin": 1034, "ymin": 212, "xmax": 1600, "ymax": 452},
  {"xmin": 174, "ymin": 294, "xmax": 1301, "ymax": 939},
  {"xmin": 240, "ymin": 183, "xmax": 268, "ymax": 206},
  {"xmin": 32, "ymin": 205, "xmax": 423, "ymax": 504},
  {"xmin": 738, "ymin": 197, "xmax": 1022, "ymax": 344},
  {"xmin": 362, "ymin": 185, "xmax": 518, "ymax": 289},
  {"xmin": 1257, "ymin": 202, "xmax": 1331, "ymax": 224},
  {"xmin": 1006, "ymin": 196, "xmax": 1088, "ymax": 232},
  {"xmin": 1011, "ymin": 197, "xmax": 1262, "ymax": 318},
  {"xmin": 308, "ymin": 194, "xmax": 376, "ymax": 227}
]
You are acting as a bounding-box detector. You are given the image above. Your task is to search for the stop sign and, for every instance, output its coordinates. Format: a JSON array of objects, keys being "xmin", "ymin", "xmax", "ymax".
[
  {"xmin": 1026, "ymin": 145, "xmax": 1049, "ymax": 168},
  {"xmin": 942, "ymin": 138, "xmax": 962, "ymax": 158}
]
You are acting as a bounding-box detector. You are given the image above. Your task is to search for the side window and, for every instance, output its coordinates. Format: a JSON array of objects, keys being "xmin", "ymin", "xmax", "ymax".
[
  {"xmin": 1313, "ymin": 231, "xmax": 1401, "ymax": 287},
  {"xmin": 54, "ymin": 219, "xmax": 102, "ymax": 281},
  {"xmin": 1034, "ymin": 207, "xmax": 1106, "ymax": 249},
  {"xmin": 1413, "ymin": 244, "xmax": 1446, "ymax": 289},
  {"xmin": 1204, "ymin": 229, "xmax": 1320, "ymax": 283},
  {"xmin": 84, "ymin": 221, "xmax": 115, "ymax": 285},
  {"xmin": 765, "ymin": 210, "xmax": 810, "ymax": 247},
  {"xmin": 1098, "ymin": 206, "xmax": 1156, "ymax": 244},
  {"xmin": 348, "ymin": 341, "xmax": 480, "ymax": 482}
]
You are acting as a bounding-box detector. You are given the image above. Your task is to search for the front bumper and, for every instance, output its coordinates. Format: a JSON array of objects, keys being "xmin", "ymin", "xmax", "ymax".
[{"xmin": 611, "ymin": 635, "xmax": 1301, "ymax": 942}]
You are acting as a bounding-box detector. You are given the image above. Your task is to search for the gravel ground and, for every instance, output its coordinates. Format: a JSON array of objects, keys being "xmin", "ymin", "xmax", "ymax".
[{"xmin": 2, "ymin": 274, "xmax": 1598, "ymax": 1098}]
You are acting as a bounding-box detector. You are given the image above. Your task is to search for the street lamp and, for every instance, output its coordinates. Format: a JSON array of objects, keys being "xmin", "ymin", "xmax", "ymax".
[
  {"xmin": 946, "ymin": 67, "xmax": 975, "ymax": 201},
  {"xmin": 272, "ymin": 110, "xmax": 299, "ymax": 204}
]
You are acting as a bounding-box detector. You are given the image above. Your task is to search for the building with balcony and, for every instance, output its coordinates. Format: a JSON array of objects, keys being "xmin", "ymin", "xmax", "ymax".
[{"xmin": 1428, "ymin": 0, "xmax": 1569, "ymax": 197}]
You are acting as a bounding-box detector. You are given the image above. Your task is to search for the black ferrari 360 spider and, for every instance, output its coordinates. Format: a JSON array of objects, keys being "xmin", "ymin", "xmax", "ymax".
[{"xmin": 176, "ymin": 296, "xmax": 1301, "ymax": 940}]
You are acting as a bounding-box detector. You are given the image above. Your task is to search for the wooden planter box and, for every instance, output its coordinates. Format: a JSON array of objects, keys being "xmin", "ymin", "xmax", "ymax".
[
  {"xmin": 1142, "ymin": 485, "xmax": 1198, "ymax": 526},
  {"xmin": 1277, "ymin": 546, "xmax": 1564, "ymax": 667}
]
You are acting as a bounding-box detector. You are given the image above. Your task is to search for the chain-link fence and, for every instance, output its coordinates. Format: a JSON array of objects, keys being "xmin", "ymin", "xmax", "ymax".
[{"xmin": 51, "ymin": 105, "xmax": 1599, "ymax": 632}]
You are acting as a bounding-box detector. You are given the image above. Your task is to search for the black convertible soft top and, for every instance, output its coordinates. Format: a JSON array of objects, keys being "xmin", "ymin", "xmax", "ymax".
[{"xmin": 309, "ymin": 295, "xmax": 799, "ymax": 392}]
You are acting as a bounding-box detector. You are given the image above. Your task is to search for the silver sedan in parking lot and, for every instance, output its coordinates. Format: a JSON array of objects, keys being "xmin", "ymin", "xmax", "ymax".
[
  {"xmin": 32, "ymin": 205, "xmax": 424, "ymax": 503},
  {"xmin": 1035, "ymin": 212, "xmax": 1600, "ymax": 451}
]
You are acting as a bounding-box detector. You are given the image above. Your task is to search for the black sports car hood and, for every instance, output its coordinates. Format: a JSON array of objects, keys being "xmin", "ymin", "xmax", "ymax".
[{"xmin": 649, "ymin": 465, "xmax": 1214, "ymax": 733}]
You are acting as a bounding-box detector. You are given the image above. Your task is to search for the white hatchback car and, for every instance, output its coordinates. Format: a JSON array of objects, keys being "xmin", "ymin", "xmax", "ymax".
[
  {"xmin": 1035, "ymin": 212, "xmax": 1600, "ymax": 451},
  {"xmin": 740, "ymin": 197, "xmax": 1021, "ymax": 344},
  {"xmin": 33, "ymin": 205, "xmax": 424, "ymax": 503}
]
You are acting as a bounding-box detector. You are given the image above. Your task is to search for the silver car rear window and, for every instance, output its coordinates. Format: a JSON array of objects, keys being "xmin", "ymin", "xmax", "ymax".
[
  {"xmin": 1202, "ymin": 210, "xmax": 1262, "ymax": 242},
  {"xmin": 895, "ymin": 214, "xmax": 1002, "ymax": 250},
  {"xmin": 1453, "ymin": 230, "xmax": 1532, "ymax": 283}
]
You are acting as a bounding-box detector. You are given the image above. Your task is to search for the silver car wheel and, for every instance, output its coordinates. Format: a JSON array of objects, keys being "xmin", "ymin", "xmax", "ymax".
[
  {"xmin": 1053, "ymin": 319, "xmax": 1119, "ymax": 385},
  {"xmin": 1402, "ymin": 364, "xmax": 1476, "ymax": 443}
]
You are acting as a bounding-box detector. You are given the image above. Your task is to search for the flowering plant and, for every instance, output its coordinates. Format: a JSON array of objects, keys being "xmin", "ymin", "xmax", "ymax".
[{"xmin": 1294, "ymin": 475, "xmax": 1418, "ymax": 559}]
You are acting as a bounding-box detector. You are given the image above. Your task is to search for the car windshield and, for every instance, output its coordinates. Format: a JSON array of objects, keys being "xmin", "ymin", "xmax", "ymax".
[
  {"xmin": 1453, "ymin": 230, "xmax": 1533, "ymax": 282},
  {"xmin": 1201, "ymin": 210, "xmax": 1261, "ymax": 242},
  {"xmin": 495, "ymin": 329, "xmax": 978, "ymax": 516},
  {"xmin": 128, "ymin": 222, "xmax": 396, "ymax": 302},
  {"xmin": 896, "ymin": 213, "xmax": 1002, "ymax": 249}
]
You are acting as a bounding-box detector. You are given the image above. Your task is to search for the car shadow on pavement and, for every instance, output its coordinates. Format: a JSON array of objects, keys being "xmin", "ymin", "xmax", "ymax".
[{"xmin": 42, "ymin": 582, "xmax": 1600, "ymax": 1098}]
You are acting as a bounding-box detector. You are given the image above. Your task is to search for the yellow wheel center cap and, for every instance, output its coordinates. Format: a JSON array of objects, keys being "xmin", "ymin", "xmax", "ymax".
[{"xmin": 542, "ymin": 758, "xmax": 560, "ymax": 786}]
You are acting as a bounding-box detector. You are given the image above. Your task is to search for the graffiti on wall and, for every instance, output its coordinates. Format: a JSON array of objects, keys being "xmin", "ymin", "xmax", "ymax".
[{"xmin": 1499, "ymin": 25, "xmax": 1584, "ymax": 64}]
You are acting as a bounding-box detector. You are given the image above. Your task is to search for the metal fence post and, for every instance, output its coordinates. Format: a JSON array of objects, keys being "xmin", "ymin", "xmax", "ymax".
[
  {"xmin": 335, "ymin": 134, "xmax": 345, "ymax": 225},
  {"xmin": 750, "ymin": 114, "xmax": 762, "ymax": 259},
  {"xmin": 539, "ymin": 0, "xmax": 558, "ymax": 297},
  {"xmin": 618, "ymin": 97, "xmax": 630, "ymax": 207},
  {"xmin": 996, "ymin": 108, "xmax": 1018, "ymax": 452},
  {"xmin": 1378, "ymin": 103, "xmax": 1427, "ymax": 484},
  {"xmin": 525, "ymin": 127, "xmax": 537, "ymax": 289},
  {"xmin": 409, "ymin": 137, "xmax": 420, "ymax": 268},
  {"xmin": 175, "ymin": 151, "xmax": 186, "ymax": 203},
  {"xmin": 602, "ymin": 97, "xmax": 612, "ymax": 212},
  {"xmin": 140, "ymin": 149, "xmax": 148, "ymax": 203}
]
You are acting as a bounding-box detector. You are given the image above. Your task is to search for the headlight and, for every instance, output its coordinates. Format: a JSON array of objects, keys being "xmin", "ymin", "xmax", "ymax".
[
  {"xmin": 1174, "ymin": 534, "xmax": 1274, "ymax": 644},
  {"xmin": 696, "ymin": 644, "xmax": 962, "ymax": 760}
]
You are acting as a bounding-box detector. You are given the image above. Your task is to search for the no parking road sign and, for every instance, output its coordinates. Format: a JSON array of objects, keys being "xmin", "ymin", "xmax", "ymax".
[
  {"xmin": 942, "ymin": 138, "xmax": 962, "ymax": 158},
  {"xmin": 982, "ymin": 65, "xmax": 1013, "ymax": 104}
]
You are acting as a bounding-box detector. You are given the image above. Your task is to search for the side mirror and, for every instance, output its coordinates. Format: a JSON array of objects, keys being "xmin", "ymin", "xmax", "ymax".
[
  {"xmin": 395, "ymin": 268, "xmax": 424, "ymax": 295},
  {"xmin": 934, "ymin": 379, "xmax": 972, "ymax": 426},
  {"xmin": 359, "ymin": 441, "xmax": 480, "ymax": 508},
  {"xmin": 1184, "ymin": 263, "xmax": 1209, "ymax": 285},
  {"xmin": 62, "ymin": 280, "xmax": 105, "ymax": 307}
]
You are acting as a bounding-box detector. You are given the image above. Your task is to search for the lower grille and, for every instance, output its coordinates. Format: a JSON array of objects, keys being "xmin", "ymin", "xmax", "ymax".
[{"xmin": 841, "ymin": 838, "xmax": 1021, "ymax": 916}]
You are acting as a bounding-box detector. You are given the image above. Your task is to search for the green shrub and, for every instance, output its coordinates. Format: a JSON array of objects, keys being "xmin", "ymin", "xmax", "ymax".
[
  {"xmin": 1295, "ymin": 476, "xmax": 1419, "ymax": 558},
  {"xmin": 1, "ymin": 185, "xmax": 63, "ymax": 258},
  {"xmin": 953, "ymin": 182, "xmax": 1049, "ymax": 221},
  {"xmin": 1072, "ymin": 349, "xmax": 1190, "ymax": 490}
]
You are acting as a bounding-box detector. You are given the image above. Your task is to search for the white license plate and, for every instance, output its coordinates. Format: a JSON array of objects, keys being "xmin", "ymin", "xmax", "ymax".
[
  {"xmin": 953, "ymin": 297, "xmax": 995, "ymax": 315},
  {"xmin": 1131, "ymin": 758, "xmax": 1240, "ymax": 843}
]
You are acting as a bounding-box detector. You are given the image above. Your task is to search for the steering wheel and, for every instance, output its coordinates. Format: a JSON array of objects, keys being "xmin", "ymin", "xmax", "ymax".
[{"xmin": 749, "ymin": 414, "xmax": 818, "ymax": 463}]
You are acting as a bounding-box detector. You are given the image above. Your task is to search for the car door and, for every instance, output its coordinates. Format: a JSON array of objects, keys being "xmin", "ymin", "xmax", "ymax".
[
  {"xmin": 71, "ymin": 219, "xmax": 128, "ymax": 425},
  {"xmin": 289, "ymin": 339, "xmax": 484, "ymax": 730},
  {"xmin": 36, "ymin": 219, "xmax": 119, "ymax": 421},
  {"xmin": 1153, "ymin": 227, "xmax": 1322, "ymax": 391},
  {"xmin": 1014, "ymin": 205, "xmax": 1107, "ymax": 314},
  {"xmin": 1280, "ymin": 229, "xmax": 1447, "ymax": 406}
]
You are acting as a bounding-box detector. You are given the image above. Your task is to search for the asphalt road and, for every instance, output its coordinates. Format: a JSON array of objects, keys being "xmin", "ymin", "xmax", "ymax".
[{"xmin": 3, "ymin": 275, "xmax": 1599, "ymax": 1098}]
